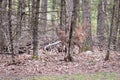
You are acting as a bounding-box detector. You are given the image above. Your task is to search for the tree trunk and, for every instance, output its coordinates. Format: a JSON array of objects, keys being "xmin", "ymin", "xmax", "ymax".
[
  {"xmin": 116, "ymin": 1, "xmax": 120, "ymax": 51},
  {"xmin": 32, "ymin": 0, "xmax": 40, "ymax": 59},
  {"xmin": 65, "ymin": 0, "xmax": 73, "ymax": 32},
  {"xmin": 17, "ymin": 0, "xmax": 22, "ymax": 37},
  {"xmin": 15, "ymin": 0, "xmax": 23, "ymax": 54},
  {"xmin": 60, "ymin": 0, "xmax": 66, "ymax": 31},
  {"xmin": 1, "ymin": 0, "xmax": 10, "ymax": 52},
  {"xmin": 8, "ymin": 0, "xmax": 15, "ymax": 63},
  {"xmin": 51, "ymin": 0, "xmax": 56, "ymax": 26},
  {"xmin": 0, "ymin": 0, "xmax": 3, "ymax": 52},
  {"xmin": 64, "ymin": 0, "xmax": 78, "ymax": 62},
  {"xmin": 97, "ymin": 0, "xmax": 106, "ymax": 51},
  {"xmin": 105, "ymin": 1, "xmax": 115, "ymax": 61},
  {"xmin": 82, "ymin": 0, "xmax": 92, "ymax": 51},
  {"xmin": 40, "ymin": 0, "xmax": 47, "ymax": 32},
  {"xmin": 111, "ymin": 0, "xmax": 120, "ymax": 50}
]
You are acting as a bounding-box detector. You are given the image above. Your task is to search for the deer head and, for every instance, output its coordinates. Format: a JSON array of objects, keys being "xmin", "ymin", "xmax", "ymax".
[
  {"xmin": 75, "ymin": 22, "xmax": 87, "ymax": 44},
  {"xmin": 55, "ymin": 26, "xmax": 68, "ymax": 52},
  {"xmin": 55, "ymin": 26, "xmax": 67, "ymax": 43}
]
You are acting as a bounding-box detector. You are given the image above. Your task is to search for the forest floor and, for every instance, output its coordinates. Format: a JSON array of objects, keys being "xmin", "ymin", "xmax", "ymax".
[{"xmin": 0, "ymin": 48, "xmax": 120, "ymax": 79}]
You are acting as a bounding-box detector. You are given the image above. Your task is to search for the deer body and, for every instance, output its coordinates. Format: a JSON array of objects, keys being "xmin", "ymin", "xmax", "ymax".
[
  {"xmin": 55, "ymin": 27, "xmax": 68, "ymax": 52},
  {"xmin": 73, "ymin": 26, "xmax": 86, "ymax": 52},
  {"xmin": 55, "ymin": 22, "xmax": 87, "ymax": 53}
]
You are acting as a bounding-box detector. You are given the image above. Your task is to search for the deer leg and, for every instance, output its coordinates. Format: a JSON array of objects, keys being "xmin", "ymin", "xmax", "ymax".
[{"xmin": 78, "ymin": 44, "xmax": 82, "ymax": 53}]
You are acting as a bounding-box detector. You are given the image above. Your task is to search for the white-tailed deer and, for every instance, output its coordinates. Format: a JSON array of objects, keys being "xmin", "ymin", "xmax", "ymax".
[
  {"xmin": 55, "ymin": 22, "xmax": 87, "ymax": 53},
  {"xmin": 55, "ymin": 27, "xmax": 68, "ymax": 52},
  {"xmin": 73, "ymin": 23, "xmax": 87, "ymax": 53}
]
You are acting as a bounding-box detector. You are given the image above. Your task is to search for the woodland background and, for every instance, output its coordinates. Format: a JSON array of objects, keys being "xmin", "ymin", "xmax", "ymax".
[{"xmin": 0, "ymin": 0, "xmax": 120, "ymax": 79}]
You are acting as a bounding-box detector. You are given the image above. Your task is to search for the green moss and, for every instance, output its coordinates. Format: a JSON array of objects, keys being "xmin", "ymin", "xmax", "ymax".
[
  {"xmin": 81, "ymin": 46, "xmax": 91, "ymax": 52},
  {"xmin": 32, "ymin": 55, "xmax": 38, "ymax": 60},
  {"xmin": 1, "ymin": 72, "xmax": 119, "ymax": 80}
]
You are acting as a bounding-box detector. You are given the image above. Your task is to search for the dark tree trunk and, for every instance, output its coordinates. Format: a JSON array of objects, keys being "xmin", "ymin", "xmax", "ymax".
[
  {"xmin": 0, "ymin": 0, "xmax": 9, "ymax": 52},
  {"xmin": 82, "ymin": 0, "xmax": 92, "ymax": 51},
  {"xmin": 8, "ymin": 0, "xmax": 15, "ymax": 63},
  {"xmin": 60, "ymin": 0, "xmax": 66, "ymax": 31},
  {"xmin": 64, "ymin": 0, "xmax": 78, "ymax": 62},
  {"xmin": 66, "ymin": 0, "xmax": 73, "ymax": 32},
  {"xmin": 15, "ymin": 0, "xmax": 23, "ymax": 54},
  {"xmin": 111, "ymin": 0, "xmax": 120, "ymax": 50},
  {"xmin": 17, "ymin": 0, "xmax": 23, "ymax": 37},
  {"xmin": 40, "ymin": 0, "xmax": 47, "ymax": 31},
  {"xmin": 51, "ymin": 0, "xmax": 56, "ymax": 26},
  {"xmin": 97, "ymin": 0, "xmax": 106, "ymax": 51},
  {"xmin": 32, "ymin": 0, "xmax": 40, "ymax": 59},
  {"xmin": 117, "ymin": 1, "xmax": 120, "ymax": 51},
  {"xmin": 0, "ymin": 0, "xmax": 3, "ymax": 53},
  {"xmin": 105, "ymin": 2, "xmax": 115, "ymax": 61}
]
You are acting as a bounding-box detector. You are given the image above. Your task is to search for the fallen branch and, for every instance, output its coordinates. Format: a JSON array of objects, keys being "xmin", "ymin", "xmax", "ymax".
[{"xmin": 43, "ymin": 41, "xmax": 61, "ymax": 50}]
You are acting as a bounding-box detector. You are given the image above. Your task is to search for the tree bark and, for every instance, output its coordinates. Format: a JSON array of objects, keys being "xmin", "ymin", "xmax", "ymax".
[
  {"xmin": 40, "ymin": 0, "xmax": 47, "ymax": 32},
  {"xmin": 32, "ymin": 0, "xmax": 40, "ymax": 59},
  {"xmin": 64, "ymin": 0, "xmax": 78, "ymax": 62},
  {"xmin": 8, "ymin": 0, "xmax": 15, "ymax": 63},
  {"xmin": 0, "ymin": 0, "xmax": 3, "ymax": 52},
  {"xmin": 60, "ymin": 0, "xmax": 66, "ymax": 31},
  {"xmin": 111, "ymin": 0, "xmax": 120, "ymax": 50},
  {"xmin": 105, "ymin": 1, "xmax": 115, "ymax": 61},
  {"xmin": 97, "ymin": 0, "xmax": 106, "ymax": 50},
  {"xmin": 1, "ymin": 0, "xmax": 9, "ymax": 52},
  {"xmin": 117, "ymin": 0, "xmax": 120, "ymax": 51},
  {"xmin": 65, "ymin": 0, "xmax": 73, "ymax": 32},
  {"xmin": 51, "ymin": 0, "xmax": 56, "ymax": 26},
  {"xmin": 15, "ymin": 0, "xmax": 23, "ymax": 54},
  {"xmin": 82, "ymin": 0, "xmax": 92, "ymax": 51}
]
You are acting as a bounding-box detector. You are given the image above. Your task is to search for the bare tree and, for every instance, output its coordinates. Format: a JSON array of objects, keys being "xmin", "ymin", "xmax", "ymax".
[
  {"xmin": 105, "ymin": 1, "xmax": 115, "ymax": 61},
  {"xmin": 40, "ymin": 0, "xmax": 47, "ymax": 31},
  {"xmin": 0, "ymin": 0, "xmax": 9, "ymax": 53},
  {"xmin": 15, "ymin": 0, "xmax": 24, "ymax": 54},
  {"xmin": 111, "ymin": 0, "xmax": 120, "ymax": 50},
  {"xmin": 51, "ymin": 0, "xmax": 56, "ymax": 26},
  {"xmin": 117, "ymin": 1, "xmax": 120, "ymax": 51},
  {"xmin": 65, "ymin": 0, "xmax": 73, "ymax": 31},
  {"xmin": 97, "ymin": 0, "xmax": 106, "ymax": 50},
  {"xmin": 64, "ymin": 0, "xmax": 78, "ymax": 62},
  {"xmin": 82, "ymin": 0, "xmax": 92, "ymax": 51},
  {"xmin": 32, "ymin": 0, "xmax": 40, "ymax": 59},
  {"xmin": 0, "ymin": 0, "xmax": 3, "ymax": 53},
  {"xmin": 105, "ymin": 0, "xmax": 120, "ymax": 60},
  {"xmin": 60, "ymin": 0, "xmax": 66, "ymax": 31},
  {"xmin": 8, "ymin": 0, "xmax": 15, "ymax": 63}
]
